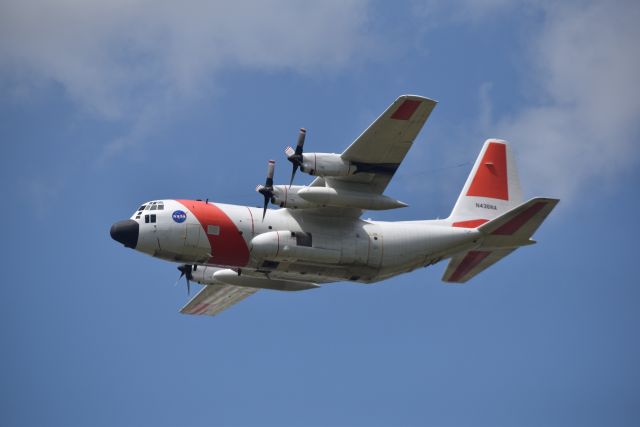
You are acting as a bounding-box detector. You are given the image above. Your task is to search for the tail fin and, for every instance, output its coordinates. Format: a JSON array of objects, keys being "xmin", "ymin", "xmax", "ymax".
[{"xmin": 449, "ymin": 139, "xmax": 523, "ymax": 225}]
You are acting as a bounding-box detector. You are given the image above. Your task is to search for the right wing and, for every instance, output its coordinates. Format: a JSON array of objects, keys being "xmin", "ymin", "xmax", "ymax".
[
  {"xmin": 311, "ymin": 94, "xmax": 437, "ymax": 195},
  {"xmin": 180, "ymin": 284, "xmax": 257, "ymax": 316}
]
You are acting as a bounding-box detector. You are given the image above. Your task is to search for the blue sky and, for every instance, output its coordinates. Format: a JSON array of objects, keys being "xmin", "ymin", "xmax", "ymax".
[{"xmin": 1, "ymin": 1, "xmax": 639, "ymax": 426}]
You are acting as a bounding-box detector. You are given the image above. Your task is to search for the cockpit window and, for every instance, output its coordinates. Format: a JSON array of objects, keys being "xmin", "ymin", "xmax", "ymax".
[{"xmin": 139, "ymin": 201, "xmax": 164, "ymax": 213}]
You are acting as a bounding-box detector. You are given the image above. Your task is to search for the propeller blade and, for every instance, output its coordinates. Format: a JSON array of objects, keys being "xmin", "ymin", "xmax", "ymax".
[
  {"xmin": 295, "ymin": 128, "xmax": 306, "ymax": 155},
  {"xmin": 266, "ymin": 159, "xmax": 275, "ymax": 187},
  {"xmin": 262, "ymin": 194, "xmax": 269, "ymax": 221},
  {"xmin": 286, "ymin": 128, "xmax": 306, "ymax": 187},
  {"xmin": 256, "ymin": 160, "xmax": 275, "ymax": 221},
  {"xmin": 289, "ymin": 163, "xmax": 299, "ymax": 188},
  {"xmin": 176, "ymin": 264, "xmax": 193, "ymax": 295},
  {"xmin": 284, "ymin": 145, "xmax": 295, "ymax": 157}
]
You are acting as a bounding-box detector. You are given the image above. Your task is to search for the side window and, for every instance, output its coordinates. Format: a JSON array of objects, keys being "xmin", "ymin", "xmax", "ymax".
[
  {"xmin": 157, "ymin": 204, "xmax": 164, "ymax": 210},
  {"xmin": 150, "ymin": 205, "xmax": 157, "ymax": 210},
  {"xmin": 207, "ymin": 225, "xmax": 220, "ymax": 236},
  {"xmin": 150, "ymin": 214, "xmax": 156, "ymax": 223},
  {"xmin": 145, "ymin": 215, "xmax": 149, "ymax": 223}
]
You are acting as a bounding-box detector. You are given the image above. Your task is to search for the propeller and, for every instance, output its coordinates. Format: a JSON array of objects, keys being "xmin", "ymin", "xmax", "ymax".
[
  {"xmin": 285, "ymin": 128, "xmax": 306, "ymax": 187},
  {"xmin": 256, "ymin": 160, "xmax": 276, "ymax": 221},
  {"xmin": 176, "ymin": 264, "xmax": 194, "ymax": 295}
]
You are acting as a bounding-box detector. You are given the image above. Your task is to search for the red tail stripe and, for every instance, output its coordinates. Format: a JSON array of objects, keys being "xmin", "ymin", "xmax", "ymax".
[
  {"xmin": 452, "ymin": 219, "xmax": 489, "ymax": 228},
  {"xmin": 390, "ymin": 99, "xmax": 421, "ymax": 120},
  {"xmin": 491, "ymin": 202, "xmax": 547, "ymax": 235},
  {"xmin": 450, "ymin": 250, "xmax": 491, "ymax": 282},
  {"xmin": 467, "ymin": 142, "xmax": 508, "ymax": 200}
]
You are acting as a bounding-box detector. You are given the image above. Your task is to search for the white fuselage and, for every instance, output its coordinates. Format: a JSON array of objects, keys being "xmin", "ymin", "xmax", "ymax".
[{"xmin": 125, "ymin": 199, "xmax": 481, "ymax": 284}]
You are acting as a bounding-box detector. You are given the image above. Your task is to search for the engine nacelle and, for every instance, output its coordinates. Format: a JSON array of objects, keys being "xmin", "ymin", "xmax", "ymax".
[
  {"xmin": 270, "ymin": 185, "xmax": 320, "ymax": 209},
  {"xmin": 190, "ymin": 265, "xmax": 223, "ymax": 285},
  {"xmin": 297, "ymin": 187, "xmax": 407, "ymax": 210},
  {"xmin": 300, "ymin": 153, "xmax": 357, "ymax": 177},
  {"xmin": 250, "ymin": 231, "xmax": 341, "ymax": 264}
]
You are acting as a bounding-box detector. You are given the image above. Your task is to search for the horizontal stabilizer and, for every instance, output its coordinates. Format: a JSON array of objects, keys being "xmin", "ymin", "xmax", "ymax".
[
  {"xmin": 443, "ymin": 197, "xmax": 559, "ymax": 283},
  {"xmin": 442, "ymin": 249, "xmax": 516, "ymax": 283},
  {"xmin": 478, "ymin": 197, "xmax": 559, "ymax": 238}
]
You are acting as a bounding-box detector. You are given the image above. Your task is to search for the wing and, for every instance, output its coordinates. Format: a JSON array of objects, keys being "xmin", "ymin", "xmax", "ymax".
[
  {"xmin": 179, "ymin": 270, "xmax": 321, "ymax": 316},
  {"xmin": 180, "ymin": 284, "xmax": 257, "ymax": 316},
  {"xmin": 313, "ymin": 95, "xmax": 437, "ymax": 195}
]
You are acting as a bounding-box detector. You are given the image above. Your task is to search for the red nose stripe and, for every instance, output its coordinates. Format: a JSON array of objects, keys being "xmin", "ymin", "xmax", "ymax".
[
  {"xmin": 467, "ymin": 142, "xmax": 508, "ymax": 200},
  {"xmin": 191, "ymin": 303, "xmax": 210, "ymax": 315},
  {"xmin": 390, "ymin": 99, "xmax": 421, "ymax": 120},
  {"xmin": 177, "ymin": 200, "xmax": 250, "ymax": 267}
]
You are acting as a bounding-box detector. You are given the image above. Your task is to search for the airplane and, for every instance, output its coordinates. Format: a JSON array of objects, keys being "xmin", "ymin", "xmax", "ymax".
[{"xmin": 110, "ymin": 95, "xmax": 558, "ymax": 317}]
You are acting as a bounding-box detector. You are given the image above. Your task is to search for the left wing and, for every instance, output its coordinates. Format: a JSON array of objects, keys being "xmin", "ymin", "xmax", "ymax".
[
  {"xmin": 180, "ymin": 270, "xmax": 321, "ymax": 316},
  {"xmin": 180, "ymin": 284, "xmax": 257, "ymax": 316},
  {"xmin": 314, "ymin": 95, "xmax": 437, "ymax": 195}
]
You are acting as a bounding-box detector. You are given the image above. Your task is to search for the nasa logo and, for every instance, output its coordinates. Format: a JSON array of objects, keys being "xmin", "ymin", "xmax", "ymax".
[{"xmin": 172, "ymin": 210, "xmax": 187, "ymax": 223}]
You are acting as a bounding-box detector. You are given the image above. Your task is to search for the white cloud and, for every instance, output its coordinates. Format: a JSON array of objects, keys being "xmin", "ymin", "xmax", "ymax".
[
  {"xmin": 412, "ymin": 0, "xmax": 640, "ymax": 202},
  {"xmin": 412, "ymin": 0, "xmax": 519, "ymax": 28},
  {"xmin": 0, "ymin": 0, "xmax": 372, "ymax": 155},
  {"xmin": 490, "ymin": 1, "xmax": 640, "ymax": 201}
]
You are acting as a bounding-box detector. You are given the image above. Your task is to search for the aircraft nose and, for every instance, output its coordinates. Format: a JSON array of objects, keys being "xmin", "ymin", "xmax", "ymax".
[{"xmin": 110, "ymin": 219, "xmax": 139, "ymax": 249}]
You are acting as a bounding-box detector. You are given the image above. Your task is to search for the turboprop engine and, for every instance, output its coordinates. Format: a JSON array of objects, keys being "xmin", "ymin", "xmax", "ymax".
[
  {"xmin": 255, "ymin": 129, "xmax": 407, "ymax": 212},
  {"xmin": 296, "ymin": 152, "xmax": 357, "ymax": 177},
  {"xmin": 268, "ymin": 183, "xmax": 407, "ymax": 211},
  {"xmin": 269, "ymin": 185, "xmax": 320, "ymax": 209},
  {"xmin": 285, "ymin": 128, "xmax": 357, "ymax": 181}
]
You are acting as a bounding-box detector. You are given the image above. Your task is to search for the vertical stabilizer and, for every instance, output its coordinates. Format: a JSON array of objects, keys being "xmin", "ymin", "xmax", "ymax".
[{"xmin": 448, "ymin": 139, "xmax": 522, "ymax": 225}]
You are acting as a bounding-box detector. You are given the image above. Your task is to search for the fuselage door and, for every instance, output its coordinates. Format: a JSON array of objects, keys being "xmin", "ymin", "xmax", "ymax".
[{"xmin": 185, "ymin": 224, "xmax": 205, "ymax": 248}]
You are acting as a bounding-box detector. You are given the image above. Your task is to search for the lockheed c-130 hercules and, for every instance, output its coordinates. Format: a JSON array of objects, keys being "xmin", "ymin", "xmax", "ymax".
[{"xmin": 110, "ymin": 95, "xmax": 558, "ymax": 316}]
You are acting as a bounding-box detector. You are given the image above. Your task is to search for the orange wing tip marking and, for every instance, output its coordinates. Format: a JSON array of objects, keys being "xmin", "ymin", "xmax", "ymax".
[
  {"xmin": 390, "ymin": 99, "xmax": 421, "ymax": 120},
  {"xmin": 491, "ymin": 202, "xmax": 547, "ymax": 235},
  {"xmin": 190, "ymin": 303, "xmax": 210, "ymax": 315},
  {"xmin": 452, "ymin": 219, "xmax": 489, "ymax": 228},
  {"xmin": 467, "ymin": 142, "xmax": 509, "ymax": 200},
  {"xmin": 449, "ymin": 250, "xmax": 491, "ymax": 282}
]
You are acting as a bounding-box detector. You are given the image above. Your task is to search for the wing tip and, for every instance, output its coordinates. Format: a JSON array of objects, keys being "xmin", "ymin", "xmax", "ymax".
[{"xmin": 398, "ymin": 94, "xmax": 438, "ymax": 105}]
